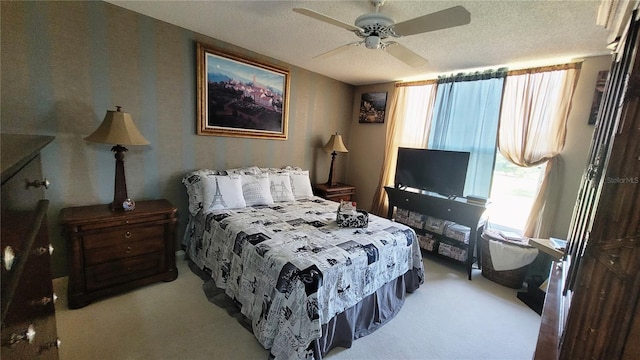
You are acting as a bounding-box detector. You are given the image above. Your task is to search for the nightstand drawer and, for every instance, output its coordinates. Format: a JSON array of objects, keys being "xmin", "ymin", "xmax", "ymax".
[
  {"xmin": 79, "ymin": 214, "xmax": 170, "ymax": 231},
  {"xmin": 84, "ymin": 235, "xmax": 165, "ymax": 266},
  {"xmin": 83, "ymin": 225, "xmax": 164, "ymax": 250},
  {"xmin": 85, "ymin": 253, "xmax": 165, "ymax": 291}
]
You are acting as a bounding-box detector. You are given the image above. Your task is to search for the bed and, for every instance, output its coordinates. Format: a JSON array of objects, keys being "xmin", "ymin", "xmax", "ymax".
[{"xmin": 182, "ymin": 167, "xmax": 424, "ymax": 359}]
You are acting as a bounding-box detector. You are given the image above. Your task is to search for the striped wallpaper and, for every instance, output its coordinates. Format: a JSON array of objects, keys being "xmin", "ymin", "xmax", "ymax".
[{"xmin": 1, "ymin": 1, "xmax": 354, "ymax": 277}]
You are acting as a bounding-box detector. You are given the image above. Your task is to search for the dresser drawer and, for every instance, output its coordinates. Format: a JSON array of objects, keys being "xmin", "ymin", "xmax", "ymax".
[
  {"xmin": 84, "ymin": 236, "xmax": 165, "ymax": 266},
  {"xmin": 85, "ymin": 253, "xmax": 165, "ymax": 291},
  {"xmin": 78, "ymin": 213, "xmax": 170, "ymax": 231},
  {"xmin": 83, "ymin": 225, "xmax": 164, "ymax": 250},
  {"xmin": 83, "ymin": 226, "xmax": 165, "ymax": 266}
]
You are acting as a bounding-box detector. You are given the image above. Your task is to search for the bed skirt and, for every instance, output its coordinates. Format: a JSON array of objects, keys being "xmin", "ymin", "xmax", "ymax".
[
  {"xmin": 190, "ymin": 260, "xmax": 421, "ymax": 359},
  {"xmin": 312, "ymin": 268, "xmax": 422, "ymax": 359}
]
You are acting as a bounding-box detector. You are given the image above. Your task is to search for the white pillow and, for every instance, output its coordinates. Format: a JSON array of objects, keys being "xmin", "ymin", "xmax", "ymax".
[
  {"xmin": 287, "ymin": 170, "xmax": 314, "ymax": 200},
  {"xmin": 226, "ymin": 166, "xmax": 262, "ymax": 175},
  {"xmin": 202, "ymin": 174, "xmax": 246, "ymax": 211},
  {"xmin": 260, "ymin": 167, "xmax": 284, "ymax": 174},
  {"xmin": 268, "ymin": 172, "xmax": 295, "ymax": 202},
  {"xmin": 241, "ymin": 174, "xmax": 274, "ymax": 206},
  {"xmin": 182, "ymin": 169, "xmax": 222, "ymax": 215}
]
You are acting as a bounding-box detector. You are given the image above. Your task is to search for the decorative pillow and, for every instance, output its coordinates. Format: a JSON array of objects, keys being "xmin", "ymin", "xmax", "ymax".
[
  {"xmin": 226, "ymin": 166, "xmax": 262, "ymax": 175},
  {"xmin": 268, "ymin": 172, "xmax": 295, "ymax": 202},
  {"xmin": 182, "ymin": 169, "xmax": 222, "ymax": 215},
  {"xmin": 286, "ymin": 170, "xmax": 314, "ymax": 200},
  {"xmin": 240, "ymin": 174, "xmax": 274, "ymax": 206},
  {"xmin": 282, "ymin": 166, "xmax": 303, "ymax": 172},
  {"xmin": 260, "ymin": 167, "xmax": 285, "ymax": 174},
  {"xmin": 201, "ymin": 174, "xmax": 246, "ymax": 211}
]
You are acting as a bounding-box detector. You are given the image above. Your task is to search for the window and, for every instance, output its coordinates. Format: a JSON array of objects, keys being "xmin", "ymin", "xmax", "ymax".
[{"xmin": 488, "ymin": 152, "xmax": 546, "ymax": 232}]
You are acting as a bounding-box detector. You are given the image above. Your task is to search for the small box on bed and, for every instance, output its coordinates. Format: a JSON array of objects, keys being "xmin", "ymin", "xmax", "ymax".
[{"xmin": 336, "ymin": 201, "xmax": 369, "ymax": 228}]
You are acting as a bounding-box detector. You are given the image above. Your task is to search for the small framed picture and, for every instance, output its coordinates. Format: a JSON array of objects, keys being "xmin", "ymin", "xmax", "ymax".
[{"xmin": 359, "ymin": 92, "xmax": 388, "ymax": 123}]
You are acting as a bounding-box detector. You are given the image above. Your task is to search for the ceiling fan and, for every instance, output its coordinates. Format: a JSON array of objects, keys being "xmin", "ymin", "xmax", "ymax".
[{"xmin": 293, "ymin": 0, "xmax": 470, "ymax": 67}]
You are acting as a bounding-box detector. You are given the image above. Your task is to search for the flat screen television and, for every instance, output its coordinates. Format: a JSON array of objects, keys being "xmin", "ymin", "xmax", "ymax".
[{"xmin": 394, "ymin": 147, "xmax": 470, "ymax": 198}]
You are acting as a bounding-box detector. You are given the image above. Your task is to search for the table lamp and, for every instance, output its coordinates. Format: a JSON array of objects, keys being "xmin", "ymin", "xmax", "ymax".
[
  {"xmin": 85, "ymin": 106, "xmax": 150, "ymax": 211},
  {"xmin": 322, "ymin": 133, "xmax": 348, "ymax": 187}
]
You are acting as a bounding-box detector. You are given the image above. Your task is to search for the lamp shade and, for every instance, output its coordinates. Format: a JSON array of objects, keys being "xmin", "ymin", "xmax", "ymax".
[
  {"xmin": 85, "ymin": 106, "xmax": 150, "ymax": 146},
  {"xmin": 322, "ymin": 134, "xmax": 348, "ymax": 153}
]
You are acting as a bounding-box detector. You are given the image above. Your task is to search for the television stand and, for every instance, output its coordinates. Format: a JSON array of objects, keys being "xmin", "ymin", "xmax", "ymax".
[{"xmin": 385, "ymin": 186, "xmax": 488, "ymax": 280}]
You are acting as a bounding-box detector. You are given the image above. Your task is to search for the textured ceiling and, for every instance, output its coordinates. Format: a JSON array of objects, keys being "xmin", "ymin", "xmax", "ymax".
[{"xmin": 107, "ymin": 0, "xmax": 613, "ymax": 86}]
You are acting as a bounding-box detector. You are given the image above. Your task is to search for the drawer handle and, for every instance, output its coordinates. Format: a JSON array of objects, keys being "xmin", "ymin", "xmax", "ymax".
[
  {"xmin": 3, "ymin": 246, "xmax": 15, "ymax": 271},
  {"xmin": 124, "ymin": 231, "xmax": 132, "ymax": 239},
  {"xmin": 608, "ymin": 253, "xmax": 620, "ymax": 265},
  {"xmin": 9, "ymin": 324, "xmax": 36, "ymax": 345},
  {"xmin": 33, "ymin": 244, "xmax": 54, "ymax": 256},
  {"xmin": 30, "ymin": 294, "xmax": 57, "ymax": 306},
  {"xmin": 126, "ymin": 246, "xmax": 132, "ymax": 254},
  {"xmin": 26, "ymin": 178, "xmax": 50, "ymax": 189},
  {"xmin": 39, "ymin": 339, "xmax": 61, "ymax": 354}
]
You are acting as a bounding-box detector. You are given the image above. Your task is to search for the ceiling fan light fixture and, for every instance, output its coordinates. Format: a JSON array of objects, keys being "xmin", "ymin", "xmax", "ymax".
[
  {"xmin": 365, "ymin": 35, "xmax": 381, "ymax": 49},
  {"xmin": 293, "ymin": 1, "xmax": 470, "ymax": 66}
]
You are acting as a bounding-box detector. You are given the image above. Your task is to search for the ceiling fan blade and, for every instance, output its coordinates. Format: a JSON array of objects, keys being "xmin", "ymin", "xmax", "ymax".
[
  {"xmin": 313, "ymin": 42, "xmax": 362, "ymax": 59},
  {"xmin": 393, "ymin": 5, "xmax": 471, "ymax": 36},
  {"xmin": 293, "ymin": 8, "xmax": 363, "ymax": 32},
  {"xmin": 384, "ymin": 42, "xmax": 428, "ymax": 67}
]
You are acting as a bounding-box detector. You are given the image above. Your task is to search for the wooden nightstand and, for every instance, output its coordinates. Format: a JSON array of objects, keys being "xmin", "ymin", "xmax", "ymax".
[
  {"xmin": 313, "ymin": 183, "xmax": 356, "ymax": 202},
  {"xmin": 60, "ymin": 199, "xmax": 178, "ymax": 309}
]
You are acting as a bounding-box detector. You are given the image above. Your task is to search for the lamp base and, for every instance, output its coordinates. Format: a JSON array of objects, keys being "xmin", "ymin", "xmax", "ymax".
[
  {"xmin": 326, "ymin": 151, "xmax": 338, "ymax": 187},
  {"xmin": 111, "ymin": 144, "xmax": 129, "ymax": 212}
]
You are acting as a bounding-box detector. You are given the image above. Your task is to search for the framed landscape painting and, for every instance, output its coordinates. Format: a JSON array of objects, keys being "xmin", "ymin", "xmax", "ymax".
[
  {"xmin": 359, "ymin": 92, "xmax": 388, "ymax": 123},
  {"xmin": 197, "ymin": 43, "xmax": 290, "ymax": 139}
]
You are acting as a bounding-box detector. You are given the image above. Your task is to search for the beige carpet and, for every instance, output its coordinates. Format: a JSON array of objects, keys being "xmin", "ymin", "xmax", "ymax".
[{"xmin": 54, "ymin": 255, "xmax": 541, "ymax": 360}]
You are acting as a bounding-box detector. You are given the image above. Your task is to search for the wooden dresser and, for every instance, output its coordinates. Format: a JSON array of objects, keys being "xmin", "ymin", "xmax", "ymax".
[
  {"xmin": 534, "ymin": 12, "xmax": 640, "ymax": 359},
  {"xmin": 60, "ymin": 199, "xmax": 178, "ymax": 309},
  {"xmin": 1, "ymin": 134, "xmax": 59, "ymax": 359}
]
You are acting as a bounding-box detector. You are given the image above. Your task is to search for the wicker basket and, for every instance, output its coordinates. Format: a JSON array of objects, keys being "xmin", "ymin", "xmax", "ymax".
[{"xmin": 480, "ymin": 236, "xmax": 528, "ymax": 289}]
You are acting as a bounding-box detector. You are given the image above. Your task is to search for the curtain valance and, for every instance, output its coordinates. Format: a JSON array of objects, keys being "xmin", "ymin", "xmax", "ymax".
[{"xmin": 437, "ymin": 68, "xmax": 508, "ymax": 84}]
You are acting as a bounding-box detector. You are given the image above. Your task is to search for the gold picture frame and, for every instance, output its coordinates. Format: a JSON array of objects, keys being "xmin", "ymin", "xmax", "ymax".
[{"xmin": 197, "ymin": 42, "xmax": 289, "ymax": 139}]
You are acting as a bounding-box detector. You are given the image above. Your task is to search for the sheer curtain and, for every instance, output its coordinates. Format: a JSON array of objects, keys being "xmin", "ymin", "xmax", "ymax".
[
  {"xmin": 498, "ymin": 63, "xmax": 581, "ymax": 237},
  {"xmin": 428, "ymin": 69, "xmax": 507, "ymax": 198},
  {"xmin": 370, "ymin": 82, "xmax": 437, "ymax": 216}
]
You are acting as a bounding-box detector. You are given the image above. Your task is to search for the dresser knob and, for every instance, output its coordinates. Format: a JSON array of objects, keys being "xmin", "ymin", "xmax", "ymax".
[
  {"xmin": 32, "ymin": 244, "xmax": 55, "ymax": 256},
  {"xmin": 126, "ymin": 246, "xmax": 132, "ymax": 254},
  {"xmin": 9, "ymin": 324, "xmax": 36, "ymax": 345},
  {"xmin": 26, "ymin": 178, "xmax": 50, "ymax": 189},
  {"xmin": 124, "ymin": 231, "xmax": 132, "ymax": 239},
  {"xmin": 30, "ymin": 293, "xmax": 57, "ymax": 306},
  {"xmin": 608, "ymin": 253, "xmax": 620, "ymax": 265},
  {"xmin": 3, "ymin": 246, "xmax": 15, "ymax": 271}
]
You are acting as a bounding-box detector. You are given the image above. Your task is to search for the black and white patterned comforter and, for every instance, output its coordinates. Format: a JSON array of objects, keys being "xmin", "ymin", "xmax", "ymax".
[{"xmin": 185, "ymin": 197, "xmax": 424, "ymax": 359}]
